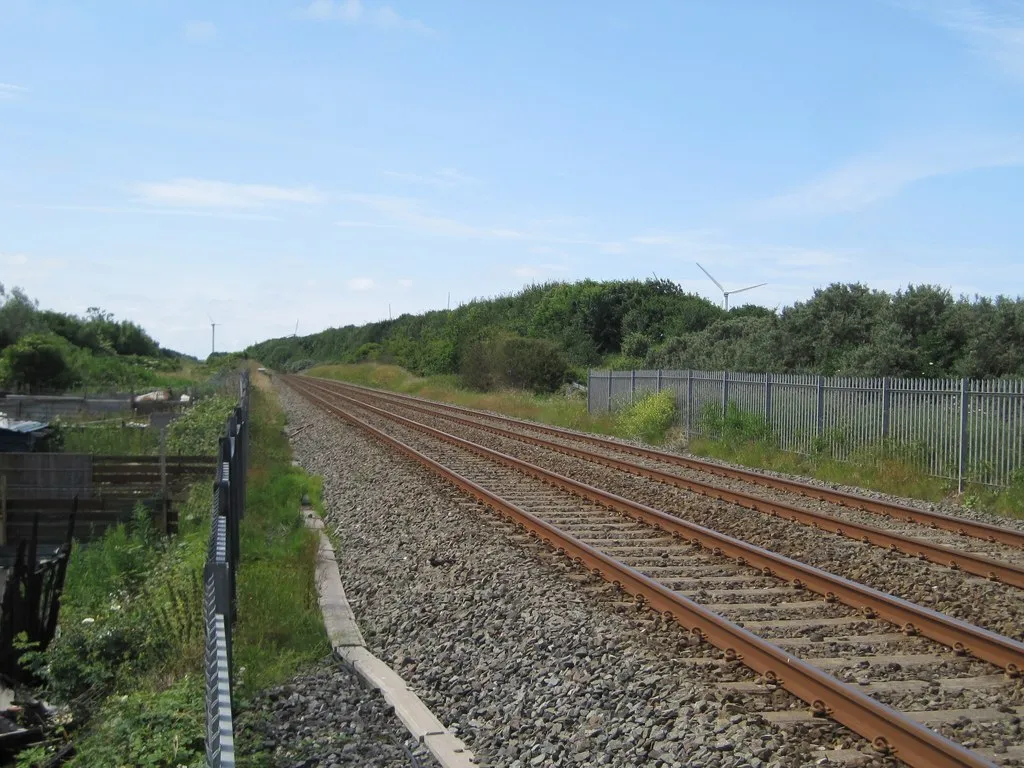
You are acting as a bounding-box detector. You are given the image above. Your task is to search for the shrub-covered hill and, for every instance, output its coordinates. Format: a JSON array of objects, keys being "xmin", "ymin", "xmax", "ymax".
[
  {"xmin": 248, "ymin": 279, "xmax": 1024, "ymax": 392},
  {"xmin": 0, "ymin": 282, "xmax": 192, "ymax": 392}
]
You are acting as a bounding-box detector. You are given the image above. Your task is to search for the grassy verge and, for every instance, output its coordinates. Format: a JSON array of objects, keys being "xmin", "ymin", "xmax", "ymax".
[
  {"xmin": 688, "ymin": 405, "xmax": 1024, "ymax": 519},
  {"xmin": 18, "ymin": 381, "xmax": 327, "ymax": 767},
  {"xmin": 305, "ymin": 362, "xmax": 622, "ymax": 435}
]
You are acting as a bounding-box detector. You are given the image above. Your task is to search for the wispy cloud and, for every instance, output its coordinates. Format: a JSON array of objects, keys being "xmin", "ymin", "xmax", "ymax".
[
  {"xmin": 0, "ymin": 83, "xmax": 27, "ymax": 100},
  {"xmin": 338, "ymin": 193, "xmax": 625, "ymax": 252},
  {"xmin": 132, "ymin": 178, "xmax": 323, "ymax": 209},
  {"xmin": 16, "ymin": 203, "xmax": 281, "ymax": 221},
  {"xmin": 336, "ymin": 219, "xmax": 400, "ymax": 229},
  {"xmin": 512, "ymin": 264, "xmax": 570, "ymax": 279},
  {"xmin": 346, "ymin": 277, "xmax": 375, "ymax": 291},
  {"xmin": 383, "ymin": 168, "xmax": 474, "ymax": 188},
  {"xmin": 397, "ymin": 278, "xmax": 414, "ymax": 288},
  {"xmin": 300, "ymin": 0, "xmax": 433, "ymax": 32},
  {"xmin": 184, "ymin": 21, "xmax": 217, "ymax": 41},
  {"xmin": 2, "ymin": 253, "xmax": 29, "ymax": 266},
  {"xmin": 754, "ymin": 134, "xmax": 1024, "ymax": 217},
  {"xmin": 912, "ymin": 1, "xmax": 1024, "ymax": 80}
]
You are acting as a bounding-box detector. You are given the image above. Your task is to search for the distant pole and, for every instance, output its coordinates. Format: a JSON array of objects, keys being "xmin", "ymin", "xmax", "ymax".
[
  {"xmin": 211, "ymin": 323, "xmax": 217, "ymax": 355},
  {"xmin": 389, "ymin": 303, "xmax": 392, "ymax": 320},
  {"xmin": 447, "ymin": 292, "xmax": 451, "ymax": 310}
]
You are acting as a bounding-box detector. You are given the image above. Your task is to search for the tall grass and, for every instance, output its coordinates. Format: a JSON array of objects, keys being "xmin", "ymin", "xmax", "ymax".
[
  {"xmin": 688, "ymin": 403, "xmax": 1024, "ymax": 519},
  {"xmin": 231, "ymin": 386, "xmax": 328, "ymax": 697}
]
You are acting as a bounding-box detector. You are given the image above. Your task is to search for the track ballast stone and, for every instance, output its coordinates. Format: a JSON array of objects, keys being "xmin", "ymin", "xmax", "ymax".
[
  {"xmin": 278, "ymin": 383, "xmax": 897, "ymax": 768},
  {"xmin": 237, "ymin": 656, "xmax": 439, "ymax": 767}
]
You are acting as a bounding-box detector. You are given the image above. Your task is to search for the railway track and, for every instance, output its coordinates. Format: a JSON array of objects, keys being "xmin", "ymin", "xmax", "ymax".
[
  {"xmin": 283, "ymin": 375, "xmax": 1024, "ymax": 768},
  {"xmin": 305, "ymin": 377, "xmax": 1024, "ymax": 584}
]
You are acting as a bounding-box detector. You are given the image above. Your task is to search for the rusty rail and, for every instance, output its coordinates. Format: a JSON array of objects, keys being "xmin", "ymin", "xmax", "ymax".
[
  {"xmin": 309, "ymin": 377, "xmax": 1024, "ymax": 589},
  {"xmin": 287, "ymin": 375, "xmax": 1024, "ymax": 676},
  {"xmin": 311, "ymin": 377, "xmax": 1024, "ymax": 551},
  {"xmin": 284, "ymin": 375, "xmax": 998, "ymax": 768}
]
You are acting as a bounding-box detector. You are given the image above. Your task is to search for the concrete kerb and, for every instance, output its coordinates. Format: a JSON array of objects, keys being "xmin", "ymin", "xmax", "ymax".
[{"xmin": 301, "ymin": 505, "xmax": 478, "ymax": 768}]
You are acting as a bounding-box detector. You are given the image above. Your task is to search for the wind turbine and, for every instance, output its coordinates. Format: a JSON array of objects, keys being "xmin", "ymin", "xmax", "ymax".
[
  {"xmin": 293, "ymin": 320, "xmax": 299, "ymax": 338},
  {"xmin": 208, "ymin": 315, "xmax": 218, "ymax": 355},
  {"xmin": 695, "ymin": 262, "xmax": 766, "ymax": 311}
]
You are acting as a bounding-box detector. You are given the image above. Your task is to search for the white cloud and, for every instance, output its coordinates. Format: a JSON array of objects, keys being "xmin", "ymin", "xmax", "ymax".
[
  {"xmin": 398, "ymin": 278, "xmax": 414, "ymax": 288},
  {"xmin": 2, "ymin": 253, "xmax": 29, "ymax": 266},
  {"xmin": 383, "ymin": 168, "xmax": 474, "ymax": 188},
  {"xmin": 346, "ymin": 277, "xmax": 375, "ymax": 291},
  {"xmin": 338, "ymin": 192, "xmax": 626, "ymax": 253},
  {"xmin": 300, "ymin": 0, "xmax": 432, "ymax": 32},
  {"xmin": 336, "ymin": 219, "xmax": 400, "ymax": 229},
  {"xmin": 512, "ymin": 264, "xmax": 569, "ymax": 279},
  {"xmin": 755, "ymin": 134, "xmax": 1024, "ymax": 216},
  {"xmin": 184, "ymin": 21, "xmax": 217, "ymax": 41},
  {"xmin": 19, "ymin": 203, "xmax": 281, "ymax": 220},
  {"xmin": 0, "ymin": 83, "xmax": 27, "ymax": 100},
  {"xmin": 914, "ymin": 1, "xmax": 1024, "ymax": 80},
  {"xmin": 132, "ymin": 178, "xmax": 323, "ymax": 209}
]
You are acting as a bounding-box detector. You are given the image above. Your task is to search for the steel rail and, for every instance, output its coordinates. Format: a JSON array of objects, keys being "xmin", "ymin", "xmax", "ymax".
[
  {"xmin": 309, "ymin": 376, "xmax": 1024, "ymax": 551},
  {"xmin": 307, "ymin": 377, "xmax": 1024, "ymax": 589},
  {"xmin": 286, "ymin": 376, "xmax": 1024, "ymax": 677},
  {"xmin": 285, "ymin": 376, "xmax": 998, "ymax": 768}
]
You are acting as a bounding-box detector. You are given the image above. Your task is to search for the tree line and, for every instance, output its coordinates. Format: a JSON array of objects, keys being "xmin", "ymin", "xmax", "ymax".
[
  {"xmin": 0, "ymin": 283, "xmax": 179, "ymax": 392},
  {"xmin": 247, "ymin": 279, "xmax": 1024, "ymax": 392}
]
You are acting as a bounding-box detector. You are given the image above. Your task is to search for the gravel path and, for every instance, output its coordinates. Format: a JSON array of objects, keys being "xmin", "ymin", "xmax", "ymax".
[
  {"xmin": 277, "ymin": 383, "xmax": 894, "ymax": 768},
  {"xmin": 237, "ymin": 657, "xmax": 439, "ymax": 767}
]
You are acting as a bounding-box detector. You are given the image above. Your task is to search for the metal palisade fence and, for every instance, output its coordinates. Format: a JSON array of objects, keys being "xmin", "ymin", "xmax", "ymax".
[
  {"xmin": 204, "ymin": 371, "xmax": 249, "ymax": 768},
  {"xmin": 588, "ymin": 369, "xmax": 1024, "ymax": 490}
]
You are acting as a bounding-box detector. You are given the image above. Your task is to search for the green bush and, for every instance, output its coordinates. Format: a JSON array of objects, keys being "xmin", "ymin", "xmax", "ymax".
[
  {"xmin": 165, "ymin": 394, "xmax": 236, "ymax": 455},
  {"xmin": 699, "ymin": 401, "xmax": 774, "ymax": 446},
  {"xmin": 621, "ymin": 331, "xmax": 651, "ymax": 359},
  {"xmin": 460, "ymin": 334, "xmax": 568, "ymax": 393},
  {"xmin": 616, "ymin": 390, "xmax": 677, "ymax": 443},
  {"xmin": 0, "ymin": 332, "xmax": 77, "ymax": 391}
]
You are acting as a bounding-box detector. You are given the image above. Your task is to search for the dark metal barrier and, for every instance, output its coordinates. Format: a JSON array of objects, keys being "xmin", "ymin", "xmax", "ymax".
[{"xmin": 203, "ymin": 371, "xmax": 249, "ymax": 768}]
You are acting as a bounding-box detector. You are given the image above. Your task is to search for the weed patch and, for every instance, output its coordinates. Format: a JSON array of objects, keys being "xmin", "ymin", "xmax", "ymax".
[{"xmin": 616, "ymin": 391, "xmax": 677, "ymax": 443}]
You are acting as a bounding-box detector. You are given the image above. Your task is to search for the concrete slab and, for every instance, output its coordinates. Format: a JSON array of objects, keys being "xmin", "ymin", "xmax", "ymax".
[
  {"xmin": 303, "ymin": 507, "xmax": 478, "ymax": 768},
  {"xmin": 303, "ymin": 506, "xmax": 365, "ymax": 648}
]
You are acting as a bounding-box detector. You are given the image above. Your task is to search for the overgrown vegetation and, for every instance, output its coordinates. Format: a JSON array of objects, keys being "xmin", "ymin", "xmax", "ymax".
[
  {"xmin": 0, "ymin": 283, "xmax": 198, "ymax": 392},
  {"xmin": 305, "ymin": 363, "xmax": 686, "ymax": 445},
  {"xmin": 689, "ymin": 404, "xmax": 1024, "ymax": 519},
  {"xmin": 248, "ymin": 280, "xmax": 1024, "ymax": 388},
  {"xmin": 18, "ymin": 375, "xmax": 326, "ymax": 766},
  {"xmin": 617, "ymin": 390, "xmax": 677, "ymax": 443}
]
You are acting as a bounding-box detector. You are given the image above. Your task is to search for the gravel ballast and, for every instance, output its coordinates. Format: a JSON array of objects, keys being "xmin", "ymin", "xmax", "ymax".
[
  {"xmin": 325, "ymin": 391, "xmax": 1024, "ymax": 641},
  {"xmin": 276, "ymin": 382, "xmax": 900, "ymax": 768},
  {"xmin": 238, "ymin": 657, "xmax": 440, "ymax": 768}
]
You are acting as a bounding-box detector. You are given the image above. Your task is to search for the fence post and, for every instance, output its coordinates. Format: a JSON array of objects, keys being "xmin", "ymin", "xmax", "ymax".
[
  {"xmin": 686, "ymin": 370, "xmax": 694, "ymax": 438},
  {"xmin": 764, "ymin": 373, "xmax": 773, "ymax": 423},
  {"xmin": 881, "ymin": 377, "xmax": 892, "ymax": 439},
  {"xmin": 587, "ymin": 369, "xmax": 592, "ymax": 414},
  {"xmin": 630, "ymin": 370, "xmax": 636, "ymax": 404},
  {"xmin": 656, "ymin": 369, "xmax": 662, "ymax": 393},
  {"xmin": 0, "ymin": 475, "xmax": 6, "ymax": 546},
  {"xmin": 958, "ymin": 377, "xmax": 969, "ymax": 494},
  {"xmin": 607, "ymin": 369, "xmax": 613, "ymax": 412},
  {"xmin": 816, "ymin": 376, "xmax": 825, "ymax": 437},
  {"xmin": 159, "ymin": 427, "xmax": 168, "ymax": 534},
  {"xmin": 722, "ymin": 370, "xmax": 730, "ymax": 417}
]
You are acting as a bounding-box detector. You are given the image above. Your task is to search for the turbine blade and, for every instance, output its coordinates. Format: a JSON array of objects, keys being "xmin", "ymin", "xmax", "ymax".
[
  {"xmin": 729, "ymin": 282, "xmax": 767, "ymax": 296},
  {"xmin": 695, "ymin": 262, "xmax": 726, "ymax": 293}
]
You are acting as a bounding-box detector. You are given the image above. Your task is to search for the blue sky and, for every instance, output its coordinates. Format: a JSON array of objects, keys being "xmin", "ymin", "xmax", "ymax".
[{"xmin": 2, "ymin": 0, "xmax": 1023, "ymax": 357}]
